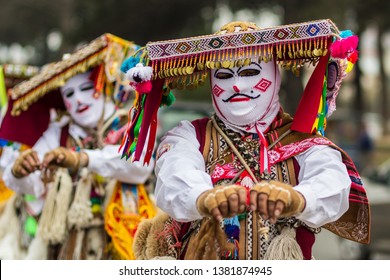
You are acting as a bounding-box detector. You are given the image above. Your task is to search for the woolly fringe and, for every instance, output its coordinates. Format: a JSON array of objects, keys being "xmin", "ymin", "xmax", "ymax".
[
  {"xmin": 72, "ymin": 230, "xmax": 85, "ymax": 260},
  {"xmin": 0, "ymin": 194, "xmax": 18, "ymax": 240},
  {"xmin": 0, "ymin": 231, "xmax": 24, "ymax": 259},
  {"xmin": 25, "ymin": 233, "xmax": 48, "ymax": 260},
  {"xmin": 0, "ymin": 194, "xmax": 24, "ymax": 259},
  {"xmin": 263, "ymin": 226, "xmax": 303, "ymax": 260},
  {"xmin": 38, "ymin": 168, "xmax": 73, "ymax": 244},
  {"xmin": 67, "ymin": 168, "xmax": 93, "ymax": 229}
]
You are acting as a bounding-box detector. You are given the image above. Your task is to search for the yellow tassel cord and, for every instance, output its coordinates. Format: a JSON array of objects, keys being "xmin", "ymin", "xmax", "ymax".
[{"xmin": 104, "ymin": 182, "xmax": 156, "ymax": 260}]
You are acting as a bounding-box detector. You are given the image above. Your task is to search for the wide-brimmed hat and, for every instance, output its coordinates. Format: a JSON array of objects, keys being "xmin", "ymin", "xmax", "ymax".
[
  {"xmin": 120, "ymin": 19, "xmax": 358, "ymax": 163},
  {"xmin": 10, "ymin": 33, "xmax": 138, "ymax": 117}
]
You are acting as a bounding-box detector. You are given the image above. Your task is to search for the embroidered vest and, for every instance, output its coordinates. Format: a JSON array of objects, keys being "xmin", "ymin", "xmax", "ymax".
[{"xmin": 183, "ymin": 112, "xmax": 370, "ymax": 259}]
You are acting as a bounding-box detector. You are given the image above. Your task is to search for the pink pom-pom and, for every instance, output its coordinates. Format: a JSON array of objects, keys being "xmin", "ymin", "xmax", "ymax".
[
  {"xmin": 330, "ymin": 35, "xmax": 359, "ymax": 59},
  {"xmin": 135, "ymin": 81, "xmax": 152, "ymax": 94}
]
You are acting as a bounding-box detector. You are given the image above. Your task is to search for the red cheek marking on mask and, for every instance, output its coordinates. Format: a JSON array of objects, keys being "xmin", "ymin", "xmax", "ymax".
[
  {"xmin": 233, "ymin": 85, "xmax": 240, "ymax": 93},
  {"xmin": 254, "ymin": 78, "xmax": 272, "ymax": 92},
  {"xmin": 64, "ymin": 100, "xmax": 72, "ymax": 111},
  {"xmin": 212, "ymin": 85, "xmax": 225, "ymax": 97}
]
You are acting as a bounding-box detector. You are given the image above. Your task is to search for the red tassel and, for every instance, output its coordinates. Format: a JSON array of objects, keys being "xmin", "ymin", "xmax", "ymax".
[
  {"xmin": 134, "ymin": 81, "xmax": 152, "ymax": 94},
  {"xmin": 348, "ymin": 50, "xmax": 359, "ymax": 63},
  {"xmin": 291, "ymin": 54, "xmax": 329, "ymax": 133}
]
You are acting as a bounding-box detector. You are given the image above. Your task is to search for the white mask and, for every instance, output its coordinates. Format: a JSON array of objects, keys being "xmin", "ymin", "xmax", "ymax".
[
  {"xmin": 211, "ymin": 59, "xmax": 281, "ymax": 133},
  {"xmin": 61, "ymin": 71, "xmax": 105, "ymax": 128}
]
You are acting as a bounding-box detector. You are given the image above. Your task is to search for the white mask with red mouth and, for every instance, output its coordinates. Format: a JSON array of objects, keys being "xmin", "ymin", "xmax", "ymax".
[
  {"xmin": 211, "ymin": 59, "xmax": 281, "ymax": 134},
  {"xmin": 61, "ymin": 71, "xmax": 110, "ymax": 128}
]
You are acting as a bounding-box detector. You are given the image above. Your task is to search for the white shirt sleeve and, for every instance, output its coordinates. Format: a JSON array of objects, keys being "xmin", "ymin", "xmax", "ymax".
[
  {"xmin": 294, "ymin": 145, "xmax": 351, "ymax": 228},
  {"xmin": 154, "ymin": 120, "xmax": 213, "ymax": 222},
  {"xmin": 155, "ymin": 120, "xmax": 351, "ymax": 227},
  {"xmin": 84, "ymin": 144, "xmax": 155, "ymax": 184}
]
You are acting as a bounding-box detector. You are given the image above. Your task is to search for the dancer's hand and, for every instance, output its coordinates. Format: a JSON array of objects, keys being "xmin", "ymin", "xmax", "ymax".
[
  {"xmin": 41, "ymin": 147, "xmax": 88, "ymax": 171},
  {"xmin": 11, "ymin": 149, "xmax": 40, "ymax": 178},
  {"xmin": 196, "ymin": 185, "xmax": 247, "ymax": 222},
  {"xmin": 249, "ymin": 180, "xmax": 305, "ymax": 223}
]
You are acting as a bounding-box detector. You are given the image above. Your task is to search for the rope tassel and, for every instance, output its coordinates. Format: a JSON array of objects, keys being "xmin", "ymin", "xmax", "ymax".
[{"xmin": 263, "ymin": 226, "xmax": 303, "ymax": 260}]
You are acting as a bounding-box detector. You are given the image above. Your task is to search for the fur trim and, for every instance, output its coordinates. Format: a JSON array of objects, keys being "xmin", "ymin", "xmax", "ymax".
[
  {"xmin": 145, "ymin": 211, "xmax": 171, "ymax": 259},
  {"xmin": 133, "ymin": 218, "xmax": 153, "ymax": 260},
  {"xmin": 25, "ymin": 234, "xmax": 48, "ymax": 260},
  {"xmin": 133, "ymin": 211, "xmax": 171, "ymax": 259}
]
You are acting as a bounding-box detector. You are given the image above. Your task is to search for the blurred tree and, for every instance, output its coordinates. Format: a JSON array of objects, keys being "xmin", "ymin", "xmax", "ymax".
[
  {"xmin": 0, "ymin": 0, "xmax": 223, "ymax": 103},
  {"xmin": 0, "ymin": 0, "xmax": 63, "ymax": 64},
  {"xmin": 353, "ymin": 0, "xmax": 390, "ymax": 136},
  {"xmin": 0, "ymin": 0, "xmax": 219, "ymax": 64}
]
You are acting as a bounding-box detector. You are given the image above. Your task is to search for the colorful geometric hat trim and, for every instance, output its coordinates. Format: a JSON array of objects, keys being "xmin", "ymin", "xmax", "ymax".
[
  {"xmin": 146, "ymin": 19, "xmax": 339, "ymax": 89},
  {"xmin": 10, "ymin": 33, "xmax": 136, "ymax": 116},
  {"xmin": 120, "ymin": 19, "xmax": 358, "ymax": 163},
  {"xmin": 148, "ymin": 19, "xmax": 337, "ymax": 60}
]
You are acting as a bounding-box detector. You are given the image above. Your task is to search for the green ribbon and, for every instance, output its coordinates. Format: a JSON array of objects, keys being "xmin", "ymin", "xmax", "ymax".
[{"xmin": 0, "ymin": 66, "xmax": 8, "ymax": 116}]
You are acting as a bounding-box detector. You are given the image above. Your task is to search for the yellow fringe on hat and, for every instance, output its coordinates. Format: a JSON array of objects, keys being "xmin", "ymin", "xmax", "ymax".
[{"xmin": 11, "ymin": 33, "xmax": 135, "ymax": 116}]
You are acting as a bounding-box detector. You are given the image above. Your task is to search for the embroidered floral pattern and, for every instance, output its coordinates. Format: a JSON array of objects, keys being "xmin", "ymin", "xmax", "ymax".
[
  {"xmin": 268, "ymin": 137, "xmax": 332, "ymax": 165},
  {"xmin": 211, "ymin": 163, "xmax": 238, "ymax": 184}
]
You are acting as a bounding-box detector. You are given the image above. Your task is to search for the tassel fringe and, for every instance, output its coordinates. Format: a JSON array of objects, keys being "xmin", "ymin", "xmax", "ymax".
[
  {"xmin": 264, "ymin": 226, "xmax": 303, "ymax": 260},
  {"xmin": 67, "ymin": 168, "xmax": 93, "ymax": 229},
  {"xmin": 38, "ymin": 168, "xmax": 73, "ymax": 244}
]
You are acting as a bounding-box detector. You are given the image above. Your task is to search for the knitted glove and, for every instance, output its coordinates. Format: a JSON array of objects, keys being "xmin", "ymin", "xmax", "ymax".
[
  {"xmin": 11, "ymin": 149, "xmax": 40, "ymax": 178},
  {"xmin": 250, "ymin": 180, "xmax": 305, "ymax": 220},
  {"xmin": 196, "ymin": 185, "xmax": 247, "ymax": 221},
  {"xmin": 41, "ymin": 147, "xmax": 88, "ymax": 172}
]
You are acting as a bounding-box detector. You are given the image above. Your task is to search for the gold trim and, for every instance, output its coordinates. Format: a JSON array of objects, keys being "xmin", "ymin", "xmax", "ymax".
[{"xmin": 10, "ymin": 34, "xmax": 135, "ymax": 116}]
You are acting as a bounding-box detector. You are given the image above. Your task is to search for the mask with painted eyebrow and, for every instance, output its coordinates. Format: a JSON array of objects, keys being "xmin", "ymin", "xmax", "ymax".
[
  {"xmin": 60, "ymin": 71, "xmax": 105, "ymax": 128},
  {"xmin": 210, "ymin": 59, "xmax": 281, "ymax": 133},
  {"xmin": 238, "ymin": 68, "xmax": 261, "ymax": 77}
]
